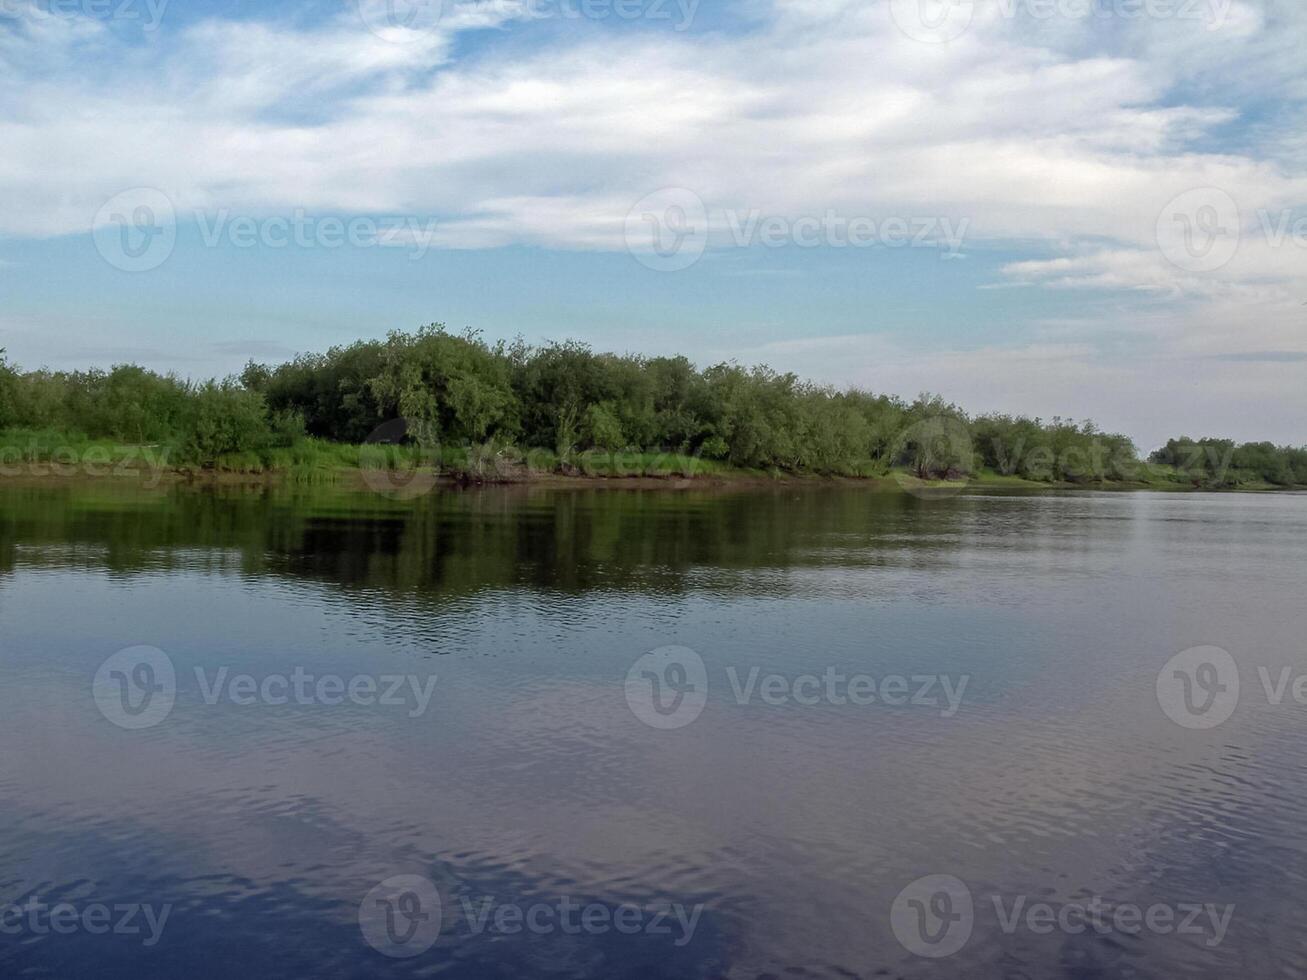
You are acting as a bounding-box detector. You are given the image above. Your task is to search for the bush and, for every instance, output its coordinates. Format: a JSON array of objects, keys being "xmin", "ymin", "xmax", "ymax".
[{"xmin": 180, "ymin": 381, "xmax": 273, "ymax": 466}]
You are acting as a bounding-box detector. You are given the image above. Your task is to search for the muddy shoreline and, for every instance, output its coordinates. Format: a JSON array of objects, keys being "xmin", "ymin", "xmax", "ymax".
[{"xmin": 0, "ymin": 466, "xmax": 1285, "ymax": 494}]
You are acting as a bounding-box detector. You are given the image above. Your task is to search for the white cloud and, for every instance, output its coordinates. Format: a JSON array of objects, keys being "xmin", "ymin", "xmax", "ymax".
[{"xmin": 0, "ymin": 0, "xmax": 1305, "ymax": 432}]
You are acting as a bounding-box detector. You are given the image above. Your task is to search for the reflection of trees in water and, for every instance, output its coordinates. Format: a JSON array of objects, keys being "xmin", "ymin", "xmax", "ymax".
[{"xmin": 0, "ymin": 485, "xmax": 1035, "ymax": 601}]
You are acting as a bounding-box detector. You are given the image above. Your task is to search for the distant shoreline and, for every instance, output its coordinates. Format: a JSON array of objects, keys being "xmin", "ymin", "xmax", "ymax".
[
  {"xmin": 1, "ymin": 464, "xmax": 1301, "ymax": 495},
  {"xmin": 6, "ymin": 327, "xmax": 1306, "ymax": 491}
]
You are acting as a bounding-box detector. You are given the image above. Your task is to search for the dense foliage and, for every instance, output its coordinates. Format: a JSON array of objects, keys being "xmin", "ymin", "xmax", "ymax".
[
  {"xmin": 1, "ymin": 331, "xmax": 1303, "ymax": 487},
  {"xmin": 1150, "ymin": 437, "xmax": 1307, "ymax": 488}
]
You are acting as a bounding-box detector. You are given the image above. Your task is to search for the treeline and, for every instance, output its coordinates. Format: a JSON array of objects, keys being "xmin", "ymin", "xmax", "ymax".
[
  {"xmin": 0, "ymin": 359, "xmax": 301, "ymax": 467},
  {"xmin": 239, "ymin": 327, "xmax": 1144, "ymax": 481},
  {"xmin": 1, "ymin": 326, "xmax": 1303, "ymax": 487},
  {"xmin": 1150, "ymin": 437, "xmax": 1307, "ymax": 489}
]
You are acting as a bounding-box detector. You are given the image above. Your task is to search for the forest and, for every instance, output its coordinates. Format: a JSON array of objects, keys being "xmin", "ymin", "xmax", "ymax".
[{"xmin": 1, "ymin": 326, "xmax": 1304, "ymax": 489}]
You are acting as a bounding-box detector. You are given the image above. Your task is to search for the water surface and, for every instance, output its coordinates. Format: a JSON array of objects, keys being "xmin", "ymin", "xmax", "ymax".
[{"xmin": 2, "ymin": 484, "xmax": 1305, "ymax": 977}]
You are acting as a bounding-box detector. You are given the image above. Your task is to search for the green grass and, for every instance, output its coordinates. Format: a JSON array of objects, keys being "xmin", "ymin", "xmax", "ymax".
[
  {"xmin": 3, "ymin": 427, "xmax": 1302, "ymax": 492},
  {"xmin": 969, "ymin": 469, "xmax": 1048, "ymax": 487},
  {"xmin": 0, "ymin": 428, "xmax": 175, "ymax": 479},
  {"xmin": 571, "ymin": 450, "xmax": 729, "ymax": 479}
]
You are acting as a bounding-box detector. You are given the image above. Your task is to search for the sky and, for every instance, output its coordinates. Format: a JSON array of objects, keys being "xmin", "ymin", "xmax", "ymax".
[{"xmin": 0, "ymin": 0, "xmax": 1305, "ymax": 450}]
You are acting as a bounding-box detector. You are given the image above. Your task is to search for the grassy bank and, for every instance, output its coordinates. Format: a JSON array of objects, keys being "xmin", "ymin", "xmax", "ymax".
[
  {"xmin": 0, "ymin": 429, "xmax": 783, "ymax": 486},
  {"xmin": 4, "ymin": 427, "xmax": 1301, "ymax": 493}
]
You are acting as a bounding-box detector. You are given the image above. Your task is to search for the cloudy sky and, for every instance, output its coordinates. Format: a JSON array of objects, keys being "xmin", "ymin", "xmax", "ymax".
[{"xmin": 1, "ymin": 0, "xmax": 1304, "ymax": 448}]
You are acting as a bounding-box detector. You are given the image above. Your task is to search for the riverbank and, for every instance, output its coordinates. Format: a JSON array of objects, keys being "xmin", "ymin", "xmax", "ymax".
[
  {"xmin": 0, "ymin": 455, "xmax": 1297, "ymax": 494},
  {"xmin": 1, "ymin": 428, "xmax": 1300, "ymax": 492},
  {"xmin": 6, "ymin": 330, "xmax": 1306, "ymax": 491}
]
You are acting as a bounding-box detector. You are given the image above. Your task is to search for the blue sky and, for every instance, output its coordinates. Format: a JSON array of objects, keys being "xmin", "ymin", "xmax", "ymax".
[{"xmin": 1, "ymin": 0, "xmax": 1305, "ymax": 449}]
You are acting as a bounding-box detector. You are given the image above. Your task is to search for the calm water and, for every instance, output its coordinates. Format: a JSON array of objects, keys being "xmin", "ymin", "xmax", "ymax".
[{"xmin": 2, "ymin": 483, "xmax": 1307, "ymax": 978}]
